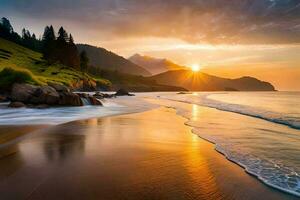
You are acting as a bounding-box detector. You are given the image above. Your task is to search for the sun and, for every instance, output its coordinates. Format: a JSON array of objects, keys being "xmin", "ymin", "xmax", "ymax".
[{"xmin": 191, "ymin": 64, "xmax": 200, "ymax": 72}]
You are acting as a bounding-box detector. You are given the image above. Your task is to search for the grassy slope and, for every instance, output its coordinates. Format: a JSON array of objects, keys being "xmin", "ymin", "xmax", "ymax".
[{"xmin": 0, "ymin": 38, "xmax": 110, "ymax": 87}]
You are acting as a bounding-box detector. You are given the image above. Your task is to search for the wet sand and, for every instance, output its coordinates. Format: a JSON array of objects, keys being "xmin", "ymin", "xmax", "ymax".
[{"xmin": 0, "ymin": 107, "xmax": 296, "ymax": 200}]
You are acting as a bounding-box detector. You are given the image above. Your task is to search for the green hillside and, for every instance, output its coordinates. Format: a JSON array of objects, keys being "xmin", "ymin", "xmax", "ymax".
[{"xmin": 0, "ymin": 38, "xmax": 110, "ymax": 88}]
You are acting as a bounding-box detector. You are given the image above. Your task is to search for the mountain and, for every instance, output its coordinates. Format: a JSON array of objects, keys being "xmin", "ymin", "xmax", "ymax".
[
  {"xmin": 151, "ymin": 70, "xmax": 276, "ymax": 91},
  {"xmin": 128, "ymin": 54, "xmax": 187, "ymax": 75},
  {"xmin": 77, "ymin": 44, "xmax": 151, "ymax": 77}
]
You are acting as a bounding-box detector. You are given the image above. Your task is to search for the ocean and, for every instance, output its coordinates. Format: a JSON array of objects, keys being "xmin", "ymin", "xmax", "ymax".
[{"xmin": 154, "ymin": 91, "xmax": 300, "ymax": 196}]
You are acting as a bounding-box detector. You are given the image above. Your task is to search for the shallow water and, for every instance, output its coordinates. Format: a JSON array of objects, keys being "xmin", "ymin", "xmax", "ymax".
[
  {"xmin": 160, "ymin": 92, "xmax": 300, "ymax": 129},
  {"xmin": 150, "ymin": 92, "xmax": 300, "ymax": 196}
]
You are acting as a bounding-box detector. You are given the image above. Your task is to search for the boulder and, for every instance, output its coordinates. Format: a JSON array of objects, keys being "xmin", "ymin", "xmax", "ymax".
[
  {"xmin": 59, "ymin": 92, "xmax": 83, "ymax": 106},
  {"xmin": 48, "ymin": 83, "xmax": 70, "ymax": 93},
  {"xmin": 8, "ymin": 102, "xmax": 26, "ymax": 108},
  {"xmin": 11, "ymin": 83, "xmax": 37, "ymax": 103},
  {"xmin": 115, "ymin": 89, "xmax": 134, "ymax": 96},
  {"xmin": 31, "ymin": 86, "xmax": 60, "ymax": 105},
  {"xmin": 88, "ymin": 96, "xmax": 103, "ymax": 106}
]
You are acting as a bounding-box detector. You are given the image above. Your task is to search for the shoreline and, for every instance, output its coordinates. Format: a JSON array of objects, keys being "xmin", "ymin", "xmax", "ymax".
[
  {"xmin": 145, "ymin": 97, "xmax": 300, "ymax": 198},
  {"xmin": 0, "ymin": 106, "xmax": 297, "ymax": 199}
]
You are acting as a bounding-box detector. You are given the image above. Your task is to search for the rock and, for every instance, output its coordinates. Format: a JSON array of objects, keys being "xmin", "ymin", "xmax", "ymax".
[
  {"xmin": 31, "ymin": 86, "xmax": 60, "ymax": 105},
  {"xmin": 88, "ymin": 96, "xmax": 103, "ymax": 106},
  {"xmin": 77, "ymin": 93, "xmax": 89, "ymax": 99},
  {"xmin": 59, "ymin": 92, "xmax": 83, "ymax": 106},
  {"xmin": 8, "ymin": 102, "xmax": 26, "ymax": 108},
  {"xmin": 11, "ymin": 83, "xmax": 37, "ymax": 102},
  {"xmin": 0, "ymin": 95, "xmax": 8, "ymax": 102},
  {"xmin": 93, "ymin": 91, "xmax": 104, "ymax": 99},
  {"xmin": 35, "ymin": 104, "xmax": 49, "ymax": 109},
  {"xmin": 115, "ymin": 89, "xmax": 135, "ymax": 96},
  {"xmin": 48, "ymin": 83, "xmax": 70, "ymax": 93},
  {"xmin": 93, "ymin": 92, "xmax": 115, "ymax": 99},
  {"xmin": 11, "ymin": 84, "xmax": 59, "ymax": 105}
]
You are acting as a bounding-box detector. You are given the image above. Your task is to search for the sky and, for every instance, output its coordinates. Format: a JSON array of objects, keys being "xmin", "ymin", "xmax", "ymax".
[{"xmin": 1, "ymin": 0, "xmax": 300, "ymax": 90}]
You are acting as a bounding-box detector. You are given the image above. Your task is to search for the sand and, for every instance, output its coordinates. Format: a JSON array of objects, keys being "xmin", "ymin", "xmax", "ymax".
[{"xmin": 0, "ymin": 107, "xmax": 296, "ymax": 200}]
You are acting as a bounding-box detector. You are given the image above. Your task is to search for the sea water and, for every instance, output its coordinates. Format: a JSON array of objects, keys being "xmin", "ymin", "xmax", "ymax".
[{"xmin": 154, "ymin": 92, "xmax": 300, "ymax": 196}]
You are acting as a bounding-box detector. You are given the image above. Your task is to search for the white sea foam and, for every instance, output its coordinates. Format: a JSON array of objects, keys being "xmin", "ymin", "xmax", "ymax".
[{"xmin": 0, "ymin": 96, "xmax": 157, "ymax": 125}]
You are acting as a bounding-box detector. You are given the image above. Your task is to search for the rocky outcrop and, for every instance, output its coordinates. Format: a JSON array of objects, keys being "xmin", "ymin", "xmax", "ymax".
[
  {"xmin": 115, "ymin": 89, "xmax": 135, "ymax": 96},
  {"xmin": 9, "ymin": 83, "xmax": 84, "ymax": 107},
  {"xmin": 6, "ymin": 84, "xmax": 134, "ymax": 109}
]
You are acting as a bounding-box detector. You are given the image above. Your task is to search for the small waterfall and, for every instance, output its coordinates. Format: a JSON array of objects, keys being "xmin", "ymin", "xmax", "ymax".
[{"xmin": 81, "ymin": 98, "xmax": 91, "ymax": 106}]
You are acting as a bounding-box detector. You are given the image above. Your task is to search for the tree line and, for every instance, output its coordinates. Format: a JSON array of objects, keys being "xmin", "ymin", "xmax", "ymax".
[{"xmin": 0, "ymin": 17, "xmax": 88, "ymax": 71}]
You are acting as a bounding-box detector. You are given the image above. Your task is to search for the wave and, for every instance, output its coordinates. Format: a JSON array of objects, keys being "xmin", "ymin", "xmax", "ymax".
[
  {"xmin": 171, "ymin": 105, "xmax": 300, "ymax": 197},
  {"xmin": 161, "ymin": 93, "xmax": 300, "ymax": 130}
]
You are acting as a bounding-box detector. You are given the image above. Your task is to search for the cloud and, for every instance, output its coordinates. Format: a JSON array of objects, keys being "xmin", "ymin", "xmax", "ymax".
[{"xmin": 1, "ymin": 0, "xmax": 300, "ymax": 44}]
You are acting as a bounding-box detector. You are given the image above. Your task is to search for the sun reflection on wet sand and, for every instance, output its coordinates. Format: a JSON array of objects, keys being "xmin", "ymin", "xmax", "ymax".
[{"xmin": 0, "ymin": 105, "xmax": 296, "ymax": 199}]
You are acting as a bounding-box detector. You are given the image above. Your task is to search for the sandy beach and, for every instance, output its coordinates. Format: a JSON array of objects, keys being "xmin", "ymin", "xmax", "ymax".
[{"xmin": 0, "ymin": 105, "xmax": 296, "ymax": 200}]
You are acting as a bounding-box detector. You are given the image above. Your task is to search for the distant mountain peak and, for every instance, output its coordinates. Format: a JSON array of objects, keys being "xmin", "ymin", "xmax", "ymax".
[{"xmin": 128, "ymin": 54, "xmax": 187, "ymax": 75}]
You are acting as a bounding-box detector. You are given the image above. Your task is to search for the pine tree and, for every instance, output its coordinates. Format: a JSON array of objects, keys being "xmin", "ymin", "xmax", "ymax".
[
  {"xmin": 57, "ymin": 27, "xmax": 68, "ymax": 42},
  {"xmin": 80, "ymin": 51, "xmax": 89, "ymax": 72},
  {"xmin": 69, "ymin": 34, "xmax": 74, "ymax": 44},
  {"xmin": 42, "ymin": 25, "xmax": 56, "ymax": 62},
  {"xmin": 0, "ymin": 17, "xmax": 13, "ymax": 33},
  {"xmin": 67, "ymin": 34, "xmax": 80, "ymax": 68}
]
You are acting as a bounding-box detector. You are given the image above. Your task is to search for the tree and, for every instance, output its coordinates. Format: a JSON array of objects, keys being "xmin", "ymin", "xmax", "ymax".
[
  {"xmin": 42, "ymin": 25, "xmax": 55, "ymax": 41},
  {"xmin": 0, "ymin": 17, "xmax": 13, "ymax": 33},
  {"xmin": 0, "ymin": 17, "xmax": 20, "ymax": 43},
  {"xmin": 0, "ymin": 17, "xmax": 41, "ymax": 52},
  {"xmin": 80, "ymin": 50, "xmax": 89, "ymax": 72},
  {"xmin": 57, "ymin": 26, "xmax": 68, "ymax": 42},
  {"xmin": 42, "ymin": 25, "xmax": 56, "ymax": 62},
  {"xmin": 69, "ymin": 34, "xmax": 74, "ymax": 44},
  {"xmin": 22, "ymin": 28, "xmax": 31, "ymax": 40}
]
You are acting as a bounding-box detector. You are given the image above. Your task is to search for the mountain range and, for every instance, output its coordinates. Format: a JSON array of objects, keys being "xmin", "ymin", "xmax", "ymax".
[
  {"xmin": 77, "ymin": 45, "xmax": 275, "ymax": 91},
  {"xmin": 77, "ymin": 44, "xmax": 151, "ymax": 76},
  {"xmin": 151, "ymin": 70, "xmax": 275, "ymax": 91}
]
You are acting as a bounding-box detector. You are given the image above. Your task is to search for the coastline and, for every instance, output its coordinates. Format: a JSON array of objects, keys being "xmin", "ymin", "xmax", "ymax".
[{"xmin": 0, "ymin": 106, "xmax": 296, "ymax": 199}]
